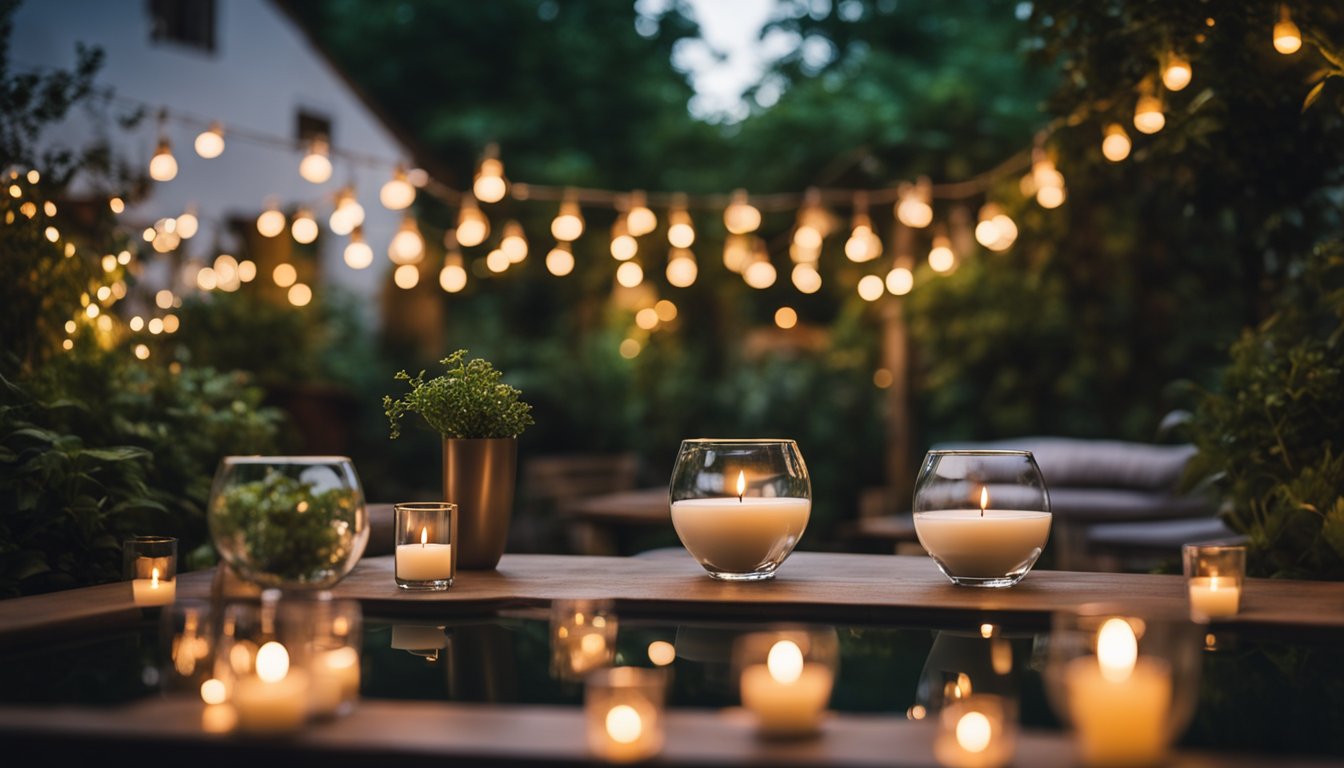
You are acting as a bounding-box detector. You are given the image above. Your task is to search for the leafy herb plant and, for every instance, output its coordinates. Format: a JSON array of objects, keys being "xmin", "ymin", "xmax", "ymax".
[{"xmin": 384, "ymin": 349, "xmax": 534, "ymax": 440}]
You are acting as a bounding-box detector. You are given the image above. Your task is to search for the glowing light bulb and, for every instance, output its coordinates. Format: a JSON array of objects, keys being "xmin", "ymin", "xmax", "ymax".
[
  {"xmin": 626, "ymin": 190, "xmax": 657, "ymax": 237},
  {"xmin": 928, "ymin": 235, "xmax": 956, "ymax": 272},
  {"xmin": 256, "ymin": 205, "xmax": 286, "ymax": 238},
  {"xmin": 109, "ymin": 197, "xmax": 125, "ymax": 214},
  {"xmin": 1162, "ymin": 52, "xmax": 1192, "ymax": 91},
  {"xmin": 394, "ymin": 263, "xmax": 420, "ymax": 289},
  {"xmin": 238, "ymin": 260, "xmax": 257, "ymax": 282},
  {"xmin": 666, "ymin": 249, "xmax": 698, "ymax": 287},
  {"xmin": 1036, "ymin": 184, "xmax": 1066, "ymax": 209},
  {"xmin": 774, "ymin": 306, "xmax": 798, "ymax": 329},
  {"xmin": 273, "ymin": 262, "xmax": 298, "ymax": 288},
  {"xmin": 149, "ymin": 139, "xmax": 178, "ymax": 182},
  {"xmin": 473, "ymin": 153, "xmax": 507, "ymax": 204},
  {"xmin": 723, "ymin": 188, "xmax": 761, "ymax": 234},
  {"xmin": 344, "ymin": 227, "xmax": 374, "ymax": 269},
  {"xmin": 455, "ymin": 199, "xmax": 490, "ymax": 247},
  {"xmin": 792, "ymin": 264, "xmax": 822, "ymax": 294},
  {"xmin": 1102, "ymin": 123, "xmax": 1132, "ymax": 162},
  {"xmin": 545, "ymin": 242, "xmax": 575, "ymax": 276},
  {"xmin": 1274, "ymin": 6, "xmax": 1301, "ymax": 55},
  {"xmin": 299, "ymin": 136, "xmax": 333, "ymax": 184},
  {"xmin": 551, "ymin": 195, "xmax": 584, "ymax": 241},
  {"xmin": 175, "ymin": 207, "xmax": 199, "ymax": 239},
  {"xmin": 500, "ymin": 220, "xmax": 528, "ymax": 263},
  {"xmin": 976, "ymin": 204, "xmax": 1017, "ymax": 252},
  {"xmin": 1097, "ymin": 618, "xmax": 1139, "ymax": 683},
  {"xmin": 486, "ymin": 248, "xmax": 510, "ymax": 273},
  {"xmin": 288, "ymin": 282, "xmax": 312, "ymax": 307},
  {"xmin": 1134, "ymin": 93, "xmax": 1165, "ymax": 135},
  {"xmin": 743, "ymin": 242, "xmax": 777, "ymax": 289},
  {"xmin": 194, "ymin": 122, "xmax": 225, "ymax": 159},
  {"xmin": 667, "ymin": 206, "xmax": 695, "ymax": 249},
  {"xmin": 857, "ymin": 274, "xmax": 885, "ymax": 301},
  {"xmin": 291, "ymin": 209, "xmax": 319, "ymax": 244},
  {"xmin": 389, "ymin": 217, "xmax": 425, "ymax": 264},
  {"xmin": 380, "ymin": 166, "xmax": 416, "ymax": 210},
  {"xmin": 610, "ymin": 217, "xmax": 638, "ymax": 261},
  {"xmin": 329, "ymin": 187, "xmax": 365, "ymax": 236},
  {"xmin": 886, "ymin": 266, "xmax": 914, "ymax": 295},
  {"xmin": 440, "ymin": 250, "xmax": 468, "ymax": 291},
  {"xmin": 722, "ymin": 234, "xmax": 752, "ymax": 273},
  {"xmin": 616, "ymin": 261, "xmax": 644, "ymax": 288},
  {"xmin": 845, "ymin": 209, "xmax": 881, "ymax": 263},
  {"xmin": 895, "ymin": 179, "xmax": 933, "ymax": 228},
  {"xmin": 636, "ymin": 307, "xmax": 659, "ymax": 330},
  {"xmin": 655, "ymin": 299, "xmax": 677, "ymax": 322},
  {"xmin": 648, "ymin": 641, "xmax": 676, "ymax": 666}
]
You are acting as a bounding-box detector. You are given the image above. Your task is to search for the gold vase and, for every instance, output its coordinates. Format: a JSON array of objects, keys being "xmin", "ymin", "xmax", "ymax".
[{"xmin": 442, "ymin": 437, "xmax": 517, "ymax": 570}]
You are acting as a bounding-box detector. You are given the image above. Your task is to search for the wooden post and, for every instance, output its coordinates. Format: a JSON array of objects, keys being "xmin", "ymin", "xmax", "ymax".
[{"xmin": 882, "ymin": 297, "xmax": 911, "ymax": 511}]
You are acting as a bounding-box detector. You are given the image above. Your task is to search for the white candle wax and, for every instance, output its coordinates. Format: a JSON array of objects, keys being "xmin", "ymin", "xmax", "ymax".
[
  {"xmin": 739, "ymin": 662, "xmax": 833, "ymax": 736},
  {"xmin": 670, "ymin": 497, "xmax": 810, "ymax": 573},
  {"xmin": 309, "ymin": 647, "xmax": 360, "ymax": 717},
  {"xmin": 232, "ymin": 670, "xmax": 310, "ymax": 734},
  {"xmin": 913, "ymin": 510, "xmax": 1050, "ymax": 579},
  {"xmin": 1188, "ymin": 577, "xmax": 1240, "ymax": 619},
  {"xmin": 130, "ymin": 575, "xmax": 176, "ymax": 606},
  {"xmin": 1065, "ymin": 656, "xmax": 1171, "ymax": 767},
  {"xmin": 396, "ymin": 542, "xmax": 453, "ymax": 581}
]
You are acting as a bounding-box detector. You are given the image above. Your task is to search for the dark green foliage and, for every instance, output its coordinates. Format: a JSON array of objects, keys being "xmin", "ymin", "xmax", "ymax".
[
  {"xmin": 1185, "ymin": 244, "xmax": 1344, "ymax": 579},
  {"xmin": 385, "ymin": 350, "xmax": 534, "ymax": 440}
]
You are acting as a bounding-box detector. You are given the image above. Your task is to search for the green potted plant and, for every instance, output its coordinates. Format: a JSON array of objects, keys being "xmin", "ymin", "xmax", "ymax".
[{"xmin": 384, "ymin": 349, "xmax": 533, "ymax": 569}]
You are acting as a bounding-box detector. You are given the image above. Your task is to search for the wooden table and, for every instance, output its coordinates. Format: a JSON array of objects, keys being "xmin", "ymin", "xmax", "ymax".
[{"xmin": 2, "ymin": 554, "xmax": 1344, "ymax": 766}]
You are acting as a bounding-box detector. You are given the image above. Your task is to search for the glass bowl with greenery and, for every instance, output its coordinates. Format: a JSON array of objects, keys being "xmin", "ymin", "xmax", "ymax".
[{"xmin": 207, "ymin": 456, "xmax": 368, "ymax": 589}]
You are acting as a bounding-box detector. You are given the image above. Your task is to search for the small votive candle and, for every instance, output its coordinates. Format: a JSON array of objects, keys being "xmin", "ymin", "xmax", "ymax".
[
  {"xmin": 585, "ymin": 667, "xmax": 668, "ymax": 763},
  {"xmin": 217, "ymin": 592, "xmax": 314, "ymax": 736},
  {"xmin": 734, "ymin": 628, "xmax": 838, "ymax": 738},
  {"xmin": 395, "ymin": 502, "xmax": 456, "ymax": 590},
  {"xmin": 305, "ymin": 595, "xmax": 362, "ymax": 719},
  {"xmin": 551, "ymin": 598, "xmax": 618, "ymax": 681},
  {"xmin": 1064, "ymin": 617, "xmax": 1172, "ymax": 767},
  {"xmin": 124, "ymin": 535, "xmax": 177, "ymax": 607},
  {"xmin": 1183, "ymin": 544, "xmax": 1246, "ymax": 620},
  {"xmin": 231, "ymin": 640, "xmax": 311, "ymax": 735},
  {"xmin": 933, "ymin": 694, "xmax": 1017, "ymax": 768}
]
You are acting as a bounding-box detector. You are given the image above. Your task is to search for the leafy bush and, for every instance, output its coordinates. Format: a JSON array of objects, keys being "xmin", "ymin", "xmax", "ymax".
[{"xmin": 385, "ymin": 349, "xmax": 534, "ymax": 440}]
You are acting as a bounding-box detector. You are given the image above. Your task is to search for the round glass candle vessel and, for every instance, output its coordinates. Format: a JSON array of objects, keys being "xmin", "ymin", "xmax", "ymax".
[
  {"xmin": 669, "ymin": 439, "xmax": 811, "ymax": 581},
  {"xmin": 912, "ymin": 450, "xmax": 1051, "ymax": 588}
]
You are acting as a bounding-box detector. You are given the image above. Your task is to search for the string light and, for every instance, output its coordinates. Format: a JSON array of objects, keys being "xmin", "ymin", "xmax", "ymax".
[
  {"xmin": 1101, "ymin": 123, "xmax": 1132, "ymax": 162},
  {"xmin": 723, "ymin": 233, "xmax": 751, "ymax": 273},
  {"xmin": 175, "ymin": 206, "xmax": 199, "ymax": 239},
  {"xmin": 886, "ymin": 264, "xmax": 914, "ymax": 295},
  {"xmin": 545, "ymin": 242, "xmax": 575, "ymax": 276},
  {"xmin": 380, "ymin": 166, "xmax": 416, "ymax": 210},
  {"xmin": 743, "ymin": 239, "xmax": 777, "ymax": 289},
  {"xmin": 551, "ymin": 192, "xmax": 584, "ymax": 241},
  {"xmin": 1133, "ymin": 79, "xmax": 1166, "ymax": 135},
  {"xmin": 214, "ymin": 254, "xmax": 241, "ymax": 291},
  {"xmin": 329, "ymin": 186, "xmax": 365, "ymax": 235},
  {"xmin": 1274, "ymin": 5, "xmax": 1302, "ymax": 54},
  {"xmin": 256, "ymin": 204, "xmax": 286, "ymax": 238},
  {"xmin": 196, "ymin": 266, "xmax": 217, "ymax": 290},
  {"xmin": 792, "ymin": 263, "xmax": 822, "ymax": 294},
  {"xmin": 291, "ymin": 209, "xmax": 319, "ymax": 244},
  {"xmin": 273, "ymin": 262, "xmax": 298, "ymax": 288},
  {"xmin": 299, "ymin": 136, "xmax": 333, "ymax": 184},
  {"xmin": 1028, "ymin": 151, "xmax": 1067, "ymax": 209},
  {"xmin": 155, "ymin": 289, "xmax": 175, "ymax": 309},
  {"xmin": 857, "ymin": 274, "xmax": 885, "ymax": 301},
  {"xmin": 473, "ymin": 144, "xmax": 508, "ymax": 204},
  {"xmin": 844, "ymin": 193, "xmax": 881, "ymax": 263},
  {"xmin": 389, "ymin": 216, "xmax": 425, "ymax": 264},
  {"xmin": 974, "ymin": 204, "xmax": 1017, "ymax": 252},
  {"xmin": 134, "ymin": 344, "xmax": 150, "ymax": 360},
  {"xmin": 441, "ymin": 249, "xmax": 469, "ymax": 290},
  {"xmin": 793, "ymin": 188, "xmax": 829, "ymax": 254},
  {"xmin": 394, "ymin": 264, "xmax": 420, "ymax": 289},
  {"xmin": 616, "ymin": 260, "xmax": 644, "ymax": 287},
  {"xmin": 500, "ymin": 219, "xmax": 528, "ymax": 263},
  {"xmin": 774, "ymin": 306, "xmax": 798, "ymax": 329},
  {"xmin": 895, "ymin": 178, "xmax": 933, "ymax": 228},
  {"xmin": 667, "ymin": 199, "xmax": 695, "ymax": 248},
  {"xmin": 610, "ymin": 215, "xmax": 638, "ymax": 261},
  {"xmin": 194, "ymin": 121, "xmax": 225, "ymax": 159},
  {"xmin": 344, "ymin": 226, "xmax": 374, "ymax": 269},
  {"xmin": 723, "ymin": 188, "xmax": 761, "ymax": 235},
  {"xmin": 486, "ymin": 248, "xmax": 510, "ymax": 273},
  {"xmin": 928, "ymin": 232, "xmax": 956, "ymax": 272},
  {"xmin": 149, "ymin": 138, "xmax": 178, "ymax": 182},
  {"xmin": 1162, "ymin": 52, "xmax": 1192, "ymax": 92},
  {"xmin": 626, "ymin": 190, "xmax": 657, "ymax": 237},
  {"xmin": 666, "ymin": 247, "xmax": 697, "ymax": 287},
  {"xmin": 109, "ymin": 196, "xmax": 125, "ymax": 214},
  {"xmin": 655, "ymin": 299, "xmax": 677, "ymax": 322},
  {"xmin": 455, "ymin": 197, "xmax": 490, "ymax": 247},
  {"xmin": 635, "ymin": 307, "xmax": 659, "ymax": 330},
  {"xmin": 237, "ymin": 260, "xmax": 257, "ymax": 282}
]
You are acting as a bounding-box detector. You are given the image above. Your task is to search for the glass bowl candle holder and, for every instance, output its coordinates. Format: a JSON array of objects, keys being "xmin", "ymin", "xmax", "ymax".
[
  {"xmin": 732, "ymin": 627, "xmax": 838, "ymax": 739},
  {"xmin": 124, "ymin": 535, "xmax": 177, "ymax": 607},
  {"xmin": 1042, "ymin": 604, "xmax": 1203, "ymax": 768},
  {"xmin": 669, "ymin": 438, "xmax": 811, "ymax": 581},
  {"xmin": 933, "ymin": 693, "xmax": 1018, "ymax": 768},
  {"xmin": 1183, "ymin": 544, "xmax": 1246, "ymax": 621},
  {"xmin": 585, "ymin": 666, "xmax": 669, "ymax": 763},
  {"xmin": 551, "ymin": 598, "xmax": 618, "ymax": 681},
  {"xmin": 912, "ymin": 450, "xmax": 1051, "ymax": 588}
]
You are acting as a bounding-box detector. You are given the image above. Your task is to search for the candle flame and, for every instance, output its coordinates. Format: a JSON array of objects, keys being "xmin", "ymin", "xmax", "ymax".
[
  {"xmin": 979, "ymin": 487, "xmax": 989, "ymax": 517},
  {"xmin": 421, "ymin": 526, "xmax": 428, "ymax": 547},
  {"xmin": 766, "ymin": 639, "xmax": 804, "ymax": 684},
  {"xmin": 606, "ymin": 704, "xmax": 643, "ymax": 744},
  {"xmin": 1097, "ymin": 617, "xmax": 1138, "ymax": 683},
  {"xmin": 150, "ymin": 566, "xmax": 160, "ymax": 588},
  {"xmin": 736, "ymin": 470, "xmax": 746, "ymax": 501},
  {"xmin": 956, "ymin": 711, "xmax": 993, "ymax": 754},
  {"xmin": 255, "ymin": 641, "xmax": 290, "ymax": 683}
]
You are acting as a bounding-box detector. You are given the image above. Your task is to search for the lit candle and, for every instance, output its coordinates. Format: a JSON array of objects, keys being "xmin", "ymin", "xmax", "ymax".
[
  {"xmin": 914, "ymin": 487, "xmax": 1050, "ymax": 581},
  {"xmin": 308, "ymin": 646, "xmax": 360, "ymax": 718},
  {"xmin": 585, "ymin": 668, "xmax": 666, "ymax": 763},
  {"xmin": 933, "ymin": 695, "xmax": 1015, "ymax": 768},
  {"xmin": 396, "ymin": 526, "xmax": 454, "ymax": 582},
  {"xmin": 739, "ymin": 639, "xmax": 834, "ymax": 737},
  {"xmin": 670, "ymin": 473, "xmax": 810, "ymax": 573},
  {"xmin": 1188, "ymin": 577, "xmax": 1240, "ymax": 619},
  {"xmin": 131, "ymin": 565, "xmax": 176, "ymax": 606},
  {"xmin": 231, "ymin": 641, "xmax": 310, "ymax": 735},
  {"xmin": 1064, "ymin": 618, "xmax": 1171, "ymax": 767}
]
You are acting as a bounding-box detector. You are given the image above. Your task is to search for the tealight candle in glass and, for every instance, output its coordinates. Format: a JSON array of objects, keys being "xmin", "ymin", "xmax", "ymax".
[
  {"xmin": 912, "ymin": 450, "xmax": 1051, "ymax": 588},
  {"xmin": 303, "ymin": 593, "xmax": 362, "ymax": 718},
  {"xmin": 733, "ymin": 628, "xmax": 838, "ymax": 739},
  {"xmin": 1183, "ymin": 544, "xmax": 1246, "ymax": 621},
  {"xmin": 585, "ymin": 666, "xmax": 669, "ymax": 763},
  {"xmin": 124, "ymin": 535, "xmax": 177, "ymax": 607},
  {"xmin": 669, "ymin": 439, "xmax": 811, "ymax": 581},
  {"xmin": 933, "ymin": 694, "xmax": 1017, "ymax": 768},
  {"xmin": 551, "ymin": 598, "xmax": 618, "ymax": 681},
  {"xmin": 395, "ymin": 502, "xmax": 457, "ymax": 590},
  {"xmin": 159, "ymin": 598, "xmax": 216, "ymax": 694},
  {"xmin": 214, "ymin": 592, "xmax": 314, "ymax": 736}
]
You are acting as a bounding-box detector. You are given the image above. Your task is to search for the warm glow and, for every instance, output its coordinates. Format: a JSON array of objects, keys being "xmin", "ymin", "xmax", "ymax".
[
  {"xmin": 611, "ymin": 226, "xmax": 638, "ymax": 261},
  {"xmin": 766, "ymin": 639, "xmax": 804, "ymax": 684},
  {"xmin": 149, "ymin": 140, "xmax": 178, "ymax": 182},
  {"xmin": 389, "ymin": 218, "xmax": 425, "ymax": 264},
  {"xmin": 619, "ymin": 338, "xmax": 641, "ymax": 359},
  {"xmin": 194, "ymin": 122, "xmax": 225, "ymax": 158},
  {"xmin": 736, "ymin": 470, "xmax": 747, "ymax": 498},
  {"xmin": 421, "ymin": 526, "xmax": 428, "ymax": 546},
  {"xmin": 551, "ymin": 196, "xmax": 585, "ymax": 241},
  {"xmin": 196, "ymin": 267, "xmax": 218, "ymax": 291},
  {"xmin": 546, "ymin": 244, "xmax": 575, "ymax": 276},
  {"xmin": 667, "ymin": 208, "xmax": 695, "ymax": 248},
  {"xmin": 724, "ymin": 188, "xmax": 761, "ymax": 234},
  {"xmin": 238, "ymin": 260, "xmax": 257, "ymax": 282},
  {"xmin": 163, "ymin": 314, "xmax": 180, "ymax": 333},
  {"xmin": 394, "ymin": 264, "xmax": 420, "ymax": 289},
  {"xmin": 580, "ymin": 633, "xmax": 606, "ymax": 656},
  {"xmin": 330, "ymin": 188, "xmax": 365, "ymax": 235},
  {"xmin": 288, "ymin": 283, "xmax": 312, "ymax": 307},
  {"xmin": 980, "ymin": 623, "xmax": 996, "ymax": 639},
  {"xmin": 486, "ymin": 249, "xmax": 511, "ymax": 273},
  {"xmin": 648, "ymin": 640, "xmax": 676, "ymax": 666},
  {"xmin": 1162, "ymin": 53, "xmax": 1192, "ymax": 91},
  {"xmin": 956, "ymin": 711, "xmax": 993, "ymax": 754},
  {"xmin": 857, "ymin": 274, "xmax": 885, "ymax": 301},
  {"xmin": 473, "ymin": 156, "xmax": 508, "ymax": 204},
  {"xmin": 1102, "ymin": 123, "xmax": 1132, "ymax": 162},
  {"xmin": 130, "ymin": 316, "xmax": 144, "ymax": 331},
  {"xmin": 845, "ymin": 223, "xmax": 881, "ymax": 263},
  {"xmin": 256, "ymin": 207, "xmax": 286, "ymax": 238},
  {"xmin": 456, "ymin": 200, "xmax": 490, "ymax": 247},
  {"xmin": 200, "ymin": 678, "xmax": 227, "ymax": 705},
  {"xmin": 380, "ymin": 167, "xmax": 416, "ymax": 210},
  {"xmin": 980, "ymin": 487, "xmax": 989, "ymax": 513},
  {"xmin": 1274, "ymin": 7, "xmax": 1302, "ymax": 54},
  {"xmin": 606, "ymin": 704, "xmax": 643, "ymax": 744},
  {"xmin": 886, "ymin": 266, "xmax": 913, "ymax": 296},
  {"xmin": 792, "ymin": 264, "xmax": 822, "ymax": 294},
  {"xmin": 1097, "ymin": 618, "xmax": 1139, "ymax": 683},
  {"xmin": 176, "ymin": 209, "xmax": 199, "ymax": 239},
  {"xmin": 743, "ymin": 258, "xmax": 777, "ymax": 289},
  {"xmin": 256, "ymin": 642, "xmax": 290, "ymax": 683},
  {"xmin": 774, "ymin": 306, "xmax": 798, "ymax": 329},
  {"xmin": 616, "ymin": 261, "xmax": 644, "ymax": 288},
  {"xmin": 273, "ymin": 263, "xmax": 298, "ymax": 288},
  {"xmin": 133, "ymin": 344, "xmax": 150, "ymax": 360},
  {"xmin": 654, "ymin": 299, "xmax": 677, "ymax": 322},
  {"xmin": 344, "ymin": 230, "xmax": 374, "ymax": 269},
  {"xmin": 501, "ymin": 220, "xmax": 528, "ymax": 263},
  {"xmin": 895, "ymin": 180, "xmax": 933, "ymax": 228},
  {"xmin": 723, "ymin": 235, "xmax": 751, "ymax": 273},
  {"xmin": 109, "ymin": 196, "xmax": 125, "ymax": 214},
  {"xmin": 793, "ymin": 224, "xmax": 823, "ymax": 251},
  {"xmin": 441, "ymin": 254, "xmax": 469, "ymax": 291},
  {"xmin": 928, "ymin": 237, "xmax": 956, "ymax": 272},
  {"xmin": 299, "ymin": 137, "xmax": 333, "ymax": 184},
  {"xmin": 1036, "ymin": 185, "xmax": 1066, "ymax": 209},
  {"xmin": 1134, "ymin": 94, "xmax": 1166, "ymax": 135},
  {"xmin": 155, "ymin": 289, "xmax": 175, "ymax": 309},
  {"xmin": 291, "ymin": 210, "xmax": 319, "ymax": 244},
  {"xmin": 627, "ymin": 191, "xmax": 658, "ymax": 237},
  {"xmin": 666, "ymin": 250, "xmax": 698, "ymax": 287},
  {"xmin": 148, "ymin": 317, "xmax": 164, "ymax": 334},
  {"xmin": 635, "ymin": 307, "xmax": 659, "ymax": 330}
]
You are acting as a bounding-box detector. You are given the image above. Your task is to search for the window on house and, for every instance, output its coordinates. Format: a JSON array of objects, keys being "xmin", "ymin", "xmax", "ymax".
[
  {"xmin": 148, "ymin": 0, "xmax": 216, "ymax": 52},
  {"xmin": 296, "ymin": 110, "xmax": 333, "ymax": 144}
]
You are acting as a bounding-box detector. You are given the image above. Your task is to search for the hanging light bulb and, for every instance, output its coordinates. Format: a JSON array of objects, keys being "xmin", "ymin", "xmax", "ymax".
[
  {"xmin": 380, "ymin": 165, "xmax": 416, "ymax": 210},
  {"xmin": 610, "ymin": 215, "xmax": 638, "ymax": 261},
  {"xmin": 194, "ymin": 122, "xmax": 225, "ymax": 159},
  {"xmin": 149, "ymin": 138, "xmax": 178, "ymax": 182},
  {"xmin": 273, "ymin": 262, "xmax": 298, "ymax": 288},
  {"xmin": 742, "ymin": 239, "xmax": 777, "ymax": 289},
  {"xmin": 886, "ymin": 264, "xmax": 914, "ymax": 296},
  {"xmin": 792, "ymin": 263, "xmax": 822, "ymax": 294},
  {"xmin": 723, "ymin": 188, "xmax": 761, "ymax": 235},
  {"xmin": 486, "ymin": 248, "xmax": 511, "ymax": 273},
  {"xmin": 288, "ymin": 283, "xmax": 313, "ymax": 307},
  {"xmin": 441, "ymin": 249, "xmax": 469, "ymax": 291},
  {"xmin": 1101, "ymin": 123, "xmax": 1132, "ymax": 162},
  {"xmin": 256, "ymin": 204, "xmax": 286, "ymax": 238},
  {"xmin": 1162, "ymin": 52, "xmax": 1192, "ymax": 91},
  {"xmin": 175, "ymin": 206, "xmax": 199, "ymax": 239},
  {"xmin": 666, "ymin": 248, "xmax": 698, "ymax": 287},
  {"xmin": 616, "ymin": 260, "xmax": 644, "ymax": 288},
  {"xmin": 895, "ymin": 178, "xmax": 933, "ymax": 229},
  {"xmin": 329, "ymin": 186, "xmax": 365, "ymax": 235},
  {"xmin": 291, "ymin": 209, "xmax": 319, "ymax": 244},
  {"xmin": 626, "ymin": 190, "xmax": 657, "ymax": 237},
  {"xmin": 344, "ymin": 226, "xmax": 374, "ymax": 269},
  {"xmin": 667, "ymin": 199, "xmax": 695, "ymax": 248},
  {"xmin": 455, "ymin": 197, "xmax": 490, "ymax": 247},
  {"xmin": 844, "ymin": 194, "xmax": 882, "ymax": 263},
  {"xmin": 1031, "ymin": 151, "xmax": 1067, "ymax": 209},
  {"xmin": 500, "ymin": 220, "xmax": 528, "ymax": 263},
  {"xmin": 389, "ymin": 217, "xmax": 425, "ymax": 264},
  {"xmin": 723, "ymin": 233, "xmax": 752, "ymax": 273},
  {"xmin": 793, "ymin": 187, "xmax": 829, "ymax": 253},
  {"xmin": 1274, "ymin": 5, "xmax": 1302, "ymax": 54},
  {"xmin": 299, "ymin": 136, "xmax": 333, "ymax": 184},
  {"xmin": 857, "ymin": 274, "xmax": 885, "ymax": 302},
  {"xmin": 472, "ymin": 144, "xmax": 508, "ymax": 204},
  {"xmin": 551, "ymin": 192, "xmax": 585, "ymax": 241},
  {"xmin": 1133, "ymin": 80, "xmax": 1166, "ymax": 135},
  {"xmin": 545, "ymin": 242, "xmax": 575, "ymax": 276},
  {"xmin": 974, "ymin": 203, "xmax": 1017, "ymax": 252},
  {"xmin": 394, "ymin": 264, "xmax": 420, "ymax": 289},
  {"xmin": 1037, "ymin": 184, "xmax": 1066, "ymax": 209},
  {"xmin": 928, "ymin": 233, "xmax": 956, "ymax": 273}
]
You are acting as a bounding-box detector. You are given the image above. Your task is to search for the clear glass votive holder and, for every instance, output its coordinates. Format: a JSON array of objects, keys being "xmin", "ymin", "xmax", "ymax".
[
  {"xmin": 732, "ymin": 627, "xmax": 838, "ymax": 739},
  {"xmin": 159, "ymin": 598, "xmax": 216, "ymax": 694},
  {"xmin": 124, "ymin": 535, "xmax": 178, "ymax": 607},
  {"xmin": 213, "ymin": 590, "xmax": 314, "ymax": 736},
  {"xmin": 1042, "ymin": 604, "xmax": 1203, "ymax": 768},
  {"xmin": 585, "ymin": 666, "xmax": 669, "ymax": 763},
  {"xmin": 933, "ymin": 694, "xmax": 1018, "ymax": 768},
  {"xmin": 551, "ymin": 598, "xmax": 619, "ymax": 681},
  {"xmin": 912, "ymin": 450, "xmax": 1051, "ymax": 588},
  {"xmin": 1183, "ymin": 544, "xmax": 1246, "ymax": 621},
  {"xmin": 301, "ymin": 593, "xmax": 363, "ymax": 719},
  {"xmin": 668, "ymin": 438, "xmax": 811, "ymax": 581},
  {"xmin": 394, "ymin": 502, "xmax": 457, "ymax": 590}
]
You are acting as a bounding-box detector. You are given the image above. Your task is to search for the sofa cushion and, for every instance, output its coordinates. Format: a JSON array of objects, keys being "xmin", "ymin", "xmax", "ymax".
[{"xmin": 933, "ymin": 437, "xmax": 1197, "ymax": 492}]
